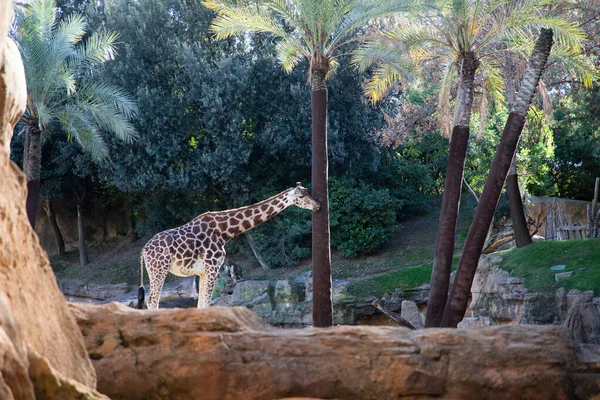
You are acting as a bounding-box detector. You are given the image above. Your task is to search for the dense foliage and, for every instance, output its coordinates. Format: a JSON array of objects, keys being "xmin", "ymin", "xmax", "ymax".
[
  {"xmin": 10, "ymin": 0, "xmax": 600, "ymax": 268},
  {"xmin": 552, "ymin": 86, "xmax": 600, "ymax": 200}
]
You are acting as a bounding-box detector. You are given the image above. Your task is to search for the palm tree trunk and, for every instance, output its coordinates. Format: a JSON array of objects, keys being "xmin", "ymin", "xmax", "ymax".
[
  {"xmin": 440, "ymin": 29, "xmax": 554, "ymax": 328},
  {"xmin": 44, "ymin": 198, "xmax": 65, "ymax": 256},
  {"xmin": 311, "ymin": 65, "xmax": 333, "ymax": 328},
  {"xmin": 25, "ymin": 127, "xmax": 42, "ymax": 229},
  {"xmin": 507, "ymin": 155, "xmax": 532, "ymax": 247},
  {"xmin": 504, "ymin": 60, "xmax": 532, "ymax": 248},
  {"xmin": 75, "ymin": 189, "xmax": 89, "ymax": 266},
  {"xmin": 425, "ymin": 53, "xmax": 478, "ymax": 328}
]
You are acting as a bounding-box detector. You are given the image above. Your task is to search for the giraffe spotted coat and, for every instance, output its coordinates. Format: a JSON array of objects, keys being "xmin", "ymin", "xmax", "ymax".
[{"xmin": 139, "ymin": 184, "xmax": 319, "ymax": 309}]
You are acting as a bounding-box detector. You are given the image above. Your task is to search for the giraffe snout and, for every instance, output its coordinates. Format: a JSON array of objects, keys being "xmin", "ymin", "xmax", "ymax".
[{"xmin": 310, "ymin": 199, "xmax": 320, "ymax": 211}]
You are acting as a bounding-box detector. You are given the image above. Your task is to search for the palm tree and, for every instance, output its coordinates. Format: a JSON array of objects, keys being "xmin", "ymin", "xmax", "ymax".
[
  {"xmin": 441, "ymin": 28, "xmax": 554, "ymax": 327},
  {"xmin": 500, "ymin": 22, "xmax": 595, "ymax": 248},
  {"xmin": 13, "ymin": 0, "xmax": 137, "ymax": 229},
  {"xmin": 202, "ymin": 0, "xmax": 422, "ymax": 327},
  {"xmin": 353, "ymin": 0, "xmax": 587, "ymax": 327}
]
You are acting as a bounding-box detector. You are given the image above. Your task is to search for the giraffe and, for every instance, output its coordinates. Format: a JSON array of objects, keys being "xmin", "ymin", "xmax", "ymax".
[{"xmin": 138, "ymin": 183, "xmax": 320, "ymax": 310}]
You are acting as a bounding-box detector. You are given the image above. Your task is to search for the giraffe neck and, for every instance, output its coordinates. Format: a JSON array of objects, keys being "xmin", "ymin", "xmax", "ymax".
[{"xmin": 194, "ymin": 188, "xmax": 295, "ymax": 241}]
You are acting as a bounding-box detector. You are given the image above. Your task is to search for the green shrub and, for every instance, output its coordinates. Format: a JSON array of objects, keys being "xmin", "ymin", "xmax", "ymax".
[{"xmin": 330, "ymin": 178, "xmax": 399, "ymax": 258}]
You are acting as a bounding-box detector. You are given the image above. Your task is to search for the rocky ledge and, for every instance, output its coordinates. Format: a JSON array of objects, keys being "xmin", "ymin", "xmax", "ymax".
[{"xmin": 71, "ymin": 302, "xmax": 600, "ymax": 400}]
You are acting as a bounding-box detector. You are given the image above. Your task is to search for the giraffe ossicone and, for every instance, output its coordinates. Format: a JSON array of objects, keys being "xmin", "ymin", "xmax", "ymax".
[{"xmin": 138, "ymin": 183, "xmax": 319, "ymax": 310}]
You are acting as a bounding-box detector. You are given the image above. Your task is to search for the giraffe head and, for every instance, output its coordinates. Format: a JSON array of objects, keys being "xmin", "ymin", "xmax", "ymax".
[{"xmin": 292, "ymin": 182, "xmax": 320, "ymax": 211}]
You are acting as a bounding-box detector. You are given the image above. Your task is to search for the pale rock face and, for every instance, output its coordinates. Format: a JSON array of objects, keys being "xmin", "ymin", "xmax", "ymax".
[
  {"xmin": 0, "ymin": 14, "xmax": 101, "ymax": 397},
  {"xmin": 0, "ymin": 39, "xmax": 27, "ymax": 157},
  {"xmin": 470, "ymin": 254, "xmax": 600, "ymax": 344}
]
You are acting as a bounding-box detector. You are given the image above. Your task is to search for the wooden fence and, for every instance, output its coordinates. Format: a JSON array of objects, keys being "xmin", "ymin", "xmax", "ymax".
[{"xmin": 556, "ymin": 225, "xmax": 589, "ymax": 240}]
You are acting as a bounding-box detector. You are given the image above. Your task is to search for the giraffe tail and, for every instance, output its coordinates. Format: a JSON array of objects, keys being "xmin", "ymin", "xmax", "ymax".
[{"xmin": 137, "ymin": 254, "xmax": 145, "ymax": 309}]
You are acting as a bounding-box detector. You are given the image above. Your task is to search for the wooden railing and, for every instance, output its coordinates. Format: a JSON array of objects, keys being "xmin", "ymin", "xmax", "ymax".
[{"xmin": 556, "ymin": 225, "xmax": 589, "ymax": 240}]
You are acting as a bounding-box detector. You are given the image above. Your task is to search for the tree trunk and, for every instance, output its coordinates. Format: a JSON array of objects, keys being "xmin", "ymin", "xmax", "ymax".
[
  {"xmin": 507, "ymin": 155, "xmax": 532, "ymax": 247},
  {"xmin": 504, "ymin": 59, "xmax": 532, "ymax": 248},
  {"xmin": 425, "ymin": 53, "xmax": 478, "ymax": 328},
  {"xmin": 77, "ymin": 204, "xmax": 88, "ymax": 266},
  {"xmin": 44, "ymin": 198, "xmax": 65, "ymax": 256},
  {"xmin": 246, "ymin": 233, "xmax": 270, "ymax": 271},
  {"xmin": 311, "ymin": 64, "xmax": 333, "ymax": 328},
  {"xmin": 440, "ymin": 29, "xmax": 554, "ymax": 328},
  {"xmin": 76, "ymin": 188, "xmax": 89, "ymax": 266},
  {"xmin": 24, "ymin": 127, "xmax": 42, "ymax": 229}
]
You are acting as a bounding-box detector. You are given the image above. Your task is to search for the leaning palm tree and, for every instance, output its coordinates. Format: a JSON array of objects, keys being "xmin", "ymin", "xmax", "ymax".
[
  {"xmin": 500, "ymin": 28, "xmax": 596, "ymax": 248},
  {"xmin": 442, "ymin": 28, "xmax": 555, "ymax": 327},
  {"xmin": 13, "ymin": 0, "xmax": 137, "ymax": 229},
  {"xmin": 202, "ymin": 0, "xmax": 422, "ymax": 327},
  {"xmin": 353, "ymin": 0, "xmax": 587, "ymax": 328}
]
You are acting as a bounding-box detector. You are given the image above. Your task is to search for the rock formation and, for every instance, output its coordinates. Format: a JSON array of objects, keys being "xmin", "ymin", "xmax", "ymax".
[
  {"xmin": 470, "ymin": 254, "xmax": 600, "ymax": 344},
  {"xmin": 71, "ymin": 302, "xmax": 600, "ymax": 400},
  {"xmin": 0, "ymin": 4, "xmax": 102, "ymax": 397}
]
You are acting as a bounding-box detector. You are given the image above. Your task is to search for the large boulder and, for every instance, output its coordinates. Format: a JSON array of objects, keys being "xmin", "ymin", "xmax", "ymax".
[
  {"xmin": 0, "ymin": 11, "xmax": 100, "ymax": 397},
  {"xmin": 71, "ymin": 302, "xmax": 600, "ymax": 400}
]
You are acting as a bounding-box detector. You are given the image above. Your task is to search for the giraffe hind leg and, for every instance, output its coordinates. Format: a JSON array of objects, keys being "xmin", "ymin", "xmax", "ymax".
[
  {"xmin": 197, "ymin": 273, "xmax": 207, "ymax": 309},
  {"xmin": 146, "ymin": 260, "xmax": 170, "ymax": 310}
]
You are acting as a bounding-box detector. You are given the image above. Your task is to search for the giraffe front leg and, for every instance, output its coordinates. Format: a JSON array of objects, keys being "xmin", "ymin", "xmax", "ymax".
[{"xmin": 199, "ymin": 268, "xmax": 219, "ymax": 309}]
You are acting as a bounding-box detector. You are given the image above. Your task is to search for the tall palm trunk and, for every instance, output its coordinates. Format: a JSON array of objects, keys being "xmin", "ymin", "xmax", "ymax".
[
  {"xmin": 25, "ymin": 126, "xmax": 42, "ymax": 229},
  {"xmin": 507, "ymin": 155, "xmax": 532, "ymax": 247},
  {"xmin": 440, "ymin": 29, "xmax": 554, "ymax": 328},
  {"xmin": 75, "ymin": 189, "xmax": 88, "ymax": 266},
  {"xmin": 425, "ymin": 53, "xmax": 479, "ymax": 328},
  {"xmin": 504, "ymin": 60, "xmax": 532, "ymax": 248},
  {"xmin": 311, "ymin": 63, "xmax": 333, "ymax": 328},
  {"xmin": 44, "ymin": 198, "xmax": 65, "ymax": 256}
]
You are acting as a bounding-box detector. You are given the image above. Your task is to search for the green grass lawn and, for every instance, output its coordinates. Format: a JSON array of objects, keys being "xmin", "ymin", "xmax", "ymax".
[
  {"xmin": 500, "ymin": 238, "xmax": 600, "ymax": 295},
  {"xmin": 348, "ymin": 256, "xmax": 460, "ymax": 298}
]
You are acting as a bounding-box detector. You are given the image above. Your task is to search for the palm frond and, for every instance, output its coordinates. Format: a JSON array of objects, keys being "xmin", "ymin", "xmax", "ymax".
[
  {"xmin": 72, "ymin": 83, "xmax": 137, "ymax": 142},
  {"xmin": 77, "ymin": 29, "xmax": 119, "ymax": 65},
  {"xmin": 363, "ymin": 64, "xmax": 405, "ymax": 103},
  {"xmin": 477, "ymin": 83, "xmax": 488, "ymax": 140},
  {"xmin": 28, "ymin": 0, "xmax": 56, "ymax": 39},
  {"xmin": 545, "ymin": 44, "xmax": 598, "ymax": 88},
  {"xmin": 537, "ymin": 80, "xmax": 552, "ymax": 122},
  {"xmin": 325, "ymin": 56, "xmax": 339, "ymax": 80},
  {"xmin": 438, "ymin": 61, "xmax": 456, "ymax": 138},
  {"xmin": 477, "ymin": 62, "xmax": 505, "ymax": 139},
  {"xmin": 54, "ymin": 13, "xmax": 86, "ymax": 45},
  {"xmin": 202, "ymin": 0, "xmax": 288, "ymax": 40},
  {"xmin": 327, "ymin": 0, "xmax": 425, "ymax": 52},
  {"xmin": 385, "ymin": 23, "xmax": 453, "ymax": 53},
  {"xmin": 275, "ymin": 38, "xmax": 308, "ymax": 73},
  {"xmin": 352, "ymin": 39, "xmax": 411, "ymax": 73},
  {"xmin": 57, "ymin": 105, "xmax": 109, "ymax": 160}
]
